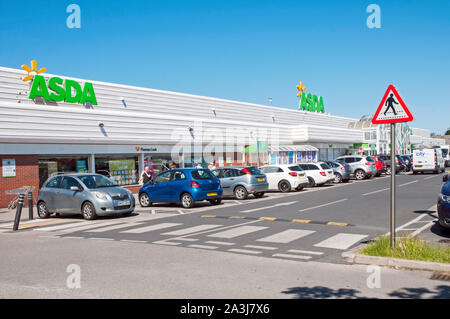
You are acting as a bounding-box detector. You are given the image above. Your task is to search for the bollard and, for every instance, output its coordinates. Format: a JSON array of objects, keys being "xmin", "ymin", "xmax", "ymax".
[
  {"xmin": 13, "ymin": 194, "xmax": 25, "ymax": 231},
  {"xmin": 28, "ymin": 191, "xmax": 33, "ymax": 220}
]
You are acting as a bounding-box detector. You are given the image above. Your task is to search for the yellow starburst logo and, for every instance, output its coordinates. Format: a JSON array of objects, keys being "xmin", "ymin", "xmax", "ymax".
[
  {"xmin": 296, "ymin": 81, "xmax": 306, "ymax": 98},
  {"xmin": 21, "ymin": 60, "xmax": 47, "ymax": 82}
]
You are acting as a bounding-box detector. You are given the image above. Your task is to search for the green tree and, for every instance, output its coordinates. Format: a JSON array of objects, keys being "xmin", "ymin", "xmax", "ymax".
[{"xmin": 446, "ymin": 127, "xmax": 450, "ymax": 135}]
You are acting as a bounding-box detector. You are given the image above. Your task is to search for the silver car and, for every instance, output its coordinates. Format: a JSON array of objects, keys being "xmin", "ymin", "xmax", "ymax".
[
  {"xmin": 37, "ymin": 173, "xmax": 136, "ymax": 220},
  {"xmin": 212, "ymin": 166, "xmax": 269, "ymax": 199},
  {"xmin": 335, "ymin": 155, "xmax": 377, "ymax": 180},
  {"xmin": 322, "ymin": 160, "xmax": 351, "ymax": 183}
]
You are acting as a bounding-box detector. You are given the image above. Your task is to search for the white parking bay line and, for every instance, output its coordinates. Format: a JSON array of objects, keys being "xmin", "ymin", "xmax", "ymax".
[
  {"xmin": 299, "ymin": 199, "xmax": 348, "ymax": 212},
  {"xmin": 228, "ymin": 248, "xmax": 262, "ymax": 255},
  {"xmin": 314, "ymin": 233, "xmax": 368, "ymax": 250},
  {"xmin": 424, "ymin": 176, "xmax": 435, "ymax": 180},
  {"xmin": 362, "ymin": 188, "xmax": 389, "ymax": 196},
  {"xmin": 399, "ymin": 180, "xmax": 418, "ymax": 187},
  {"xmin": 241, "ymin": 201, "xmax": 298, "ymax": 213},
  {"xmin": 161, "ymin": 224, "xmax": 222, "ymax": 236},
  {"xmin": 244, "ymin": 245, "xmax": 278, "ymax": 251},
  {"xmin": 188, "ymin": 244, "xmax": 218, "ymax": 250},
  {"xmin": 121, "ymin": 223, "xmax": 182, "ymax": 234},
  {"xmin": 34, "ymin": 221, "xmax": 88, "ymax": 231},
  {"xmin": 86, "ymin": 222, "xmax": 145, "ymax": 233},
  {"xmin": 256, "ymin": 229, "xmax": 315, "ymax": 244},
  {"xmin": 272, "ymin": 253, "xmax": 312, "ymax": 260},
  {"xmin": 287, "ymin": 249, "xmax": 324, "ymax": 256},
  {"xmin": 207, "ymin": 226, "xmax": 268, "ymax": 239},
  {"xmin": 205, "ymin": 241, "xmax": 235, "ymax": 246}
]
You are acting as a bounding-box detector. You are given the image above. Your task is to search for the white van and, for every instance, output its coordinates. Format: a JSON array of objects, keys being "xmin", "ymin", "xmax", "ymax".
[
  {"xmin": 412, "ymin": 148, "xmax": 445, "ymax": 174},
  {"xmin": 440, "ymin": 145, "xmax": 450, "ymax": 167}
]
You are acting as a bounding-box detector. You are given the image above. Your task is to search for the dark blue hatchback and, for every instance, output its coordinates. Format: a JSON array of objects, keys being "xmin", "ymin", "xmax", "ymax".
[
  {"xmin": 138, "ymin": 168, "xmax": 223, "ymax": 209},
  {"xmin": 437, "ymin": 174, "xmax": 450, "ymax": 233}
]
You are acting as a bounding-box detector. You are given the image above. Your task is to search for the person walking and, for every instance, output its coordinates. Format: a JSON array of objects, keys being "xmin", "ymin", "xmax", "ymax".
[
  {"xmin": 139, "ymin": 166, "xmax": 152, "ymax": 184},
  {"xmin": 384, "ymin": 93, "xmax": 399, "ymax": 116}
]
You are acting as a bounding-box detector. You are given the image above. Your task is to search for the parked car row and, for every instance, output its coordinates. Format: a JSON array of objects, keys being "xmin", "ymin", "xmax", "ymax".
[{"xmin": 37, "ymin": 150, "xmax": 446, "ymax": 220}]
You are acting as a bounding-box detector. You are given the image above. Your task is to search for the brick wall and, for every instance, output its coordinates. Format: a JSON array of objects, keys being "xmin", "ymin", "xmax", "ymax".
[{"xmin": 0, "ymin": 155, "xmax": 39, "ymax": 208}]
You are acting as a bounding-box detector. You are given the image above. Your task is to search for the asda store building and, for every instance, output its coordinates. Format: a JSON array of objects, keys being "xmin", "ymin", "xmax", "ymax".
[{"xmin": 0, "ymin": 64, "xmax": 363, "ymax": 207}]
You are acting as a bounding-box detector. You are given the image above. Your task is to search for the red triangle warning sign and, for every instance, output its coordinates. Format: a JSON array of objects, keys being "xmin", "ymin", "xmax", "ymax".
[{"xmin": 372, "ymin": 85, "xmax": 413, "ymax": 124}]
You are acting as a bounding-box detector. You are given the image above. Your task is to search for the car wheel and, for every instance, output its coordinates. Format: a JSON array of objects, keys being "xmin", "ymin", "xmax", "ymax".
[
  {"xmin": 253, "ymin": 192, "xmax": 265, "ymax": 198},
  {"xmin": 234, "ymin": 186, "xmax": 248, "ymax": 200},
  {"xmin": 122, "ymin": 212, "xmax": 133, "ymax": 216},
  {"xmin": 82, "ymin": 202, "xmax": 97, "ymax": 220},
  {"xmin": 139, "ymin": 193, "xmax": 151, "ymax": 207},
  {"xmin": 355, "ymin": 169, "xmax": 366, "ymax": 180},
  {"xmin": 386, "ymin": 167, "xmax": 392, "ymax": 175},
  {"xmin": 334, "ymin": 173, "xmax": 343, "ymax": 184},
  {"xmin": 278, "ymin": 180, "xmax": 291, "ymax": 193},
  {"xmin": 208, "ymin": 199, "xmax": 222, "ymax": 205},
  {"xmin": 180, "ymin": 193, "xmax": 194, "ymax": 209},
  {"xmin": 37, "ymin": 201, "xmax": 50, "ymax": 219},
  {"xmin": 439, "ymin": 224, "xmax": 450, "ymax": 235},
  {"xmin": 307, "ymin": 177, "xmax": 316, "ymax": 187},
  {"xmin": 295, "ymin": 186, "xmax": 304, "ymax": 191}
]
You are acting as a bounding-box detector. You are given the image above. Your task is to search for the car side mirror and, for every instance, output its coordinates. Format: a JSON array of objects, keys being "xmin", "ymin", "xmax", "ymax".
[
  {"xmin": 443, "ymin": 174, "xmax": 448, "ymax": 183},
  {"xmin": 70, "ymin": 186, "xmax": 80, "ymax": 192}
]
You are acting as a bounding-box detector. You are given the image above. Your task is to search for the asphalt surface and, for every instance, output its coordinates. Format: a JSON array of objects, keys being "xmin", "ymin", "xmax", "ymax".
[{"xmin": 0, "ymin": 171, "xmax": 448, "ymax": 298}]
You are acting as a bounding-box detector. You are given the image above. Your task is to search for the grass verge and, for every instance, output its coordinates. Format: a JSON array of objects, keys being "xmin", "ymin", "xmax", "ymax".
[{"xmin": 359, "ymin": 235, "xmax": 450, "ymax": 264}]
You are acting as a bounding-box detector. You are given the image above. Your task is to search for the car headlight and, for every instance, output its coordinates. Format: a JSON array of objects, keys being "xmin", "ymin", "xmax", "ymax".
[
  {"xmin": 439, "ymin": 193, "xmax": 450, "ymax": 203},
  {"xmin": 93, "ymin": 192, "xmax": 109, "ymax": 200}
]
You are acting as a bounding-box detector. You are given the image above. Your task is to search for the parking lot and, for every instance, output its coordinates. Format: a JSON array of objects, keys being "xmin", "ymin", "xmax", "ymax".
[{"xmin": 1, "ymin": 169, "xmax": 447, "ymax": 265}]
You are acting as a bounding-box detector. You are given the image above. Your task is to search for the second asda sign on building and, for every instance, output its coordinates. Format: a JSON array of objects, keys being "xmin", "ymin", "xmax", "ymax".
[{"xmin": 29, "ymin": 75, "xmax": 98, "ymax": 105}]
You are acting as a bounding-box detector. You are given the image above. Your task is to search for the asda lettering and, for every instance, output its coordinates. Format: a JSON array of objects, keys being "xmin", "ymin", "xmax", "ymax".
[
  {"xmin": 28, "ymin": 75, "xmax": 98, "ymax": 105},
  {"xmin": 299, "ymin": 93, "xmax": 324, "ymax": 113}
]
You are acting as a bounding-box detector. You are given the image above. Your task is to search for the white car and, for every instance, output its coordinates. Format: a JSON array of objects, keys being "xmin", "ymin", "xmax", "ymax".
[
  {"xmin": 412, "ymin": 148, "xmax": 445, "ymax": 174},
  {"xmin": 259, "ymin": 165, "xmax": 309, "ymax": 192},
  {"xmin": 296, "ymin": 162, "xmax": 335, "ymax": 187}
]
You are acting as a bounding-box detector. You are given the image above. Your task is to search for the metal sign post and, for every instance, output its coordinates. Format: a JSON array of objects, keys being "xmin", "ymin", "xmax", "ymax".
[
  {"xmin": 390, "ymin": 123, "xmax": 396, "ymax": 248},
  {"xmin": 372, "ymin": 84, "xmax": 413, "ymax": 249}
]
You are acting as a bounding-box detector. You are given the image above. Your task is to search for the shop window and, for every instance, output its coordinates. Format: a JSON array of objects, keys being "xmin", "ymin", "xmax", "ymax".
[
  {"xmin": 39, "ymin": 157, "xmax": 89, "ymax": 188},
  {"xmin": 95, "ymin": 155, "xmax": 138, "ymax": 186}
]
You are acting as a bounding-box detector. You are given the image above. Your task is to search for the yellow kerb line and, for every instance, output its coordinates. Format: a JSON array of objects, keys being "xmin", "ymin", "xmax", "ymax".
[
  {"xmin": 201, "ymin": 215, "xmax": 216, "ymax": 218},
  {"xmin": 327, "ymin": 222, "xmax": 348, "ymax": 227},
  {"xmin": 259, "ymin": 217, "xmax": 277, "ymax": 221},
  {"xmin": 292, "ymin": 219, "xmax": 311, "ymax": 224},
  {"xmin": 6, "ymin": 219, "xmax": 68, "ymax": 230}
]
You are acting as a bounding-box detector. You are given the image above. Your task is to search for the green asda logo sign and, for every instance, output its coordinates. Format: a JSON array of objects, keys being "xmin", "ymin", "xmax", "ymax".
[
  {"xmin": 299, "ymin": 93, "xmax": 325, "ymax": 113},
  {"xmin": 28, "ymin": 75, "xmax": 98, "ymax": 105}
]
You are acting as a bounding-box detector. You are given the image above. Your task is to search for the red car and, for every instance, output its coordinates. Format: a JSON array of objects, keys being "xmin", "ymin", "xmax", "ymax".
[{"xmin": 369, "ymin": 156, "xmax": 386, "ymax": 177}]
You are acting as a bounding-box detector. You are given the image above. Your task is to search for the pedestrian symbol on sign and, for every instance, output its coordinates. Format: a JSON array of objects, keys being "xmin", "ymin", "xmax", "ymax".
[{"xmin": 384, "ymin": 94, "xmax": 398, "ymax": 116}]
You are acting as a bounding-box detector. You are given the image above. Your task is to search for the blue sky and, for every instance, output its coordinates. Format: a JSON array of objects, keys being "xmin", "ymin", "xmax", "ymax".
[{"xmin": 0, "ymin": 0, "xmax": 449, "ymax": 133}]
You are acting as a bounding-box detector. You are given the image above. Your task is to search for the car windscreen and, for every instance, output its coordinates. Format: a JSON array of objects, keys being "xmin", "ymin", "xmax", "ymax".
[
  {"xmin": 320, "ymin": 163, "xmax": 331, "ymax": 169},
  {"xmin": 242, "ymin": 167, "xmax": 263, "ymax": 175},
  {"xmin": 78, "ymin": 174, "xmax": 117, "ymax": 189},
  {"xmin": 442, "ymin": 149, "xmax": 448, "ymax": 157},
  {"xmin": 191, "ymin": 169, "xmax": 216, "ymax": 180},
  {"xmin": 288, "ymin": 166, "xmax": 304, "ymax": 171},
  {"xmin": 366, "ymin": 157, "xmax": 375, "ymax": 162}
]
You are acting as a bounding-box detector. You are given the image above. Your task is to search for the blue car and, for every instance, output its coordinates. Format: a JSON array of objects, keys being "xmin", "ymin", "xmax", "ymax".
[
  {"xmin": 437, "ymin": 174, "xmax": 450, "ymax": 233},
  {"xmin": 138, "ymin": 168, "xmax": 223, "ymax": 209}
]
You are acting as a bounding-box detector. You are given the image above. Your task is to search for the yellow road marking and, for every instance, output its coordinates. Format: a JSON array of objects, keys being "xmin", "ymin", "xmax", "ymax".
[
  {"xmin": 292, "ymin": 219, "xmax": 311, "ymax": 224},
  {"xmin": 201, "ymin": 215, "xmax": 216, "ymax": 218},
  {"xmin": 327, "ymin": 222, "xmax": 348, "ymax": 227},
  {"xmin": 259, "ymin": 217, "xmax": 277, "ymax": 221},
  {"xmin": 3, "ymin": 219, "xmax": 69, "ymax": 230}
]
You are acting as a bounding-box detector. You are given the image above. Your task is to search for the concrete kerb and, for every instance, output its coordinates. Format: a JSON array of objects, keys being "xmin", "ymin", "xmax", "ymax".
[{"xmin": 342, "ymin": 243, "xmax": 450, "ymax": 272}]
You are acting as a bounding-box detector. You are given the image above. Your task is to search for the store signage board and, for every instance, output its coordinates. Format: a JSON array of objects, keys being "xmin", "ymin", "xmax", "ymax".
[
  {"xmin": 2, "ymin": 159, "xmax": 16, "ymax": 177},
  {"xmin": 372, "ymin": 85, "xmax": 413, "ymax": 124},
  {"xmin": 296, "ymin": 81, "xmax": 325, "ymax": 113}
]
